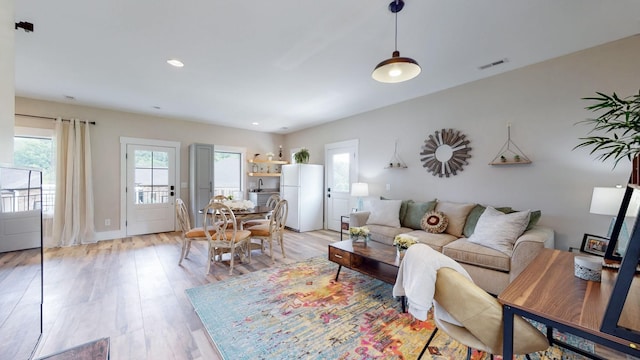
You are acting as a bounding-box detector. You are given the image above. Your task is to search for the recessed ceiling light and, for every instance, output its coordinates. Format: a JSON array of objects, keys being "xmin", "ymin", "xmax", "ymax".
[
  {"xmin": 167, "ymin": 59, "xmax": 184, "ymax": 68},
  {"xmin": 252, "ymin": 122, "xmax": 259, "ymax": 126}
]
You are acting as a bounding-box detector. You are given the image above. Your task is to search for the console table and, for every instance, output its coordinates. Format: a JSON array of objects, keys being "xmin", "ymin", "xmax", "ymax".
[{"xmin": 499, "ymin": 249, "xmax": 640, "ymax": 359}]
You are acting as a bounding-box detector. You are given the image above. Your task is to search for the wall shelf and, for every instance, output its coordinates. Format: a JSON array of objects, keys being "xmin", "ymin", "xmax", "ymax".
[
  {"xmin": 490, "ymin": 160, "xmax": 532, "ymax": 166},
  {"xmin": 249, "ymin": 159, "xmax": 288, "ymax": 164},
  {"xmin": 490, "ymin": 123, "xmax": 532, "ymax": 166},
  {"xmin": 248, "ymin": 172, "xmax": 281, "ymax": 177},
  {"xmin": 385, "ymin": 139, "xmax": 408, "ymax": 169}
]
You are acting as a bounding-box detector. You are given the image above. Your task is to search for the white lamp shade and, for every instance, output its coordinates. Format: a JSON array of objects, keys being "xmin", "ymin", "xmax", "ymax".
[
  {"xmin": 590, "ymin": 187, "xmax": 640, "ymax": 216},
  {"xmin": 350, "ymin": 183, "xmax": 369, "ymax": 197}
]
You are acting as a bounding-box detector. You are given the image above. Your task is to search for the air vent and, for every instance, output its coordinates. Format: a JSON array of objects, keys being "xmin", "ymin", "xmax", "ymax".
[{"xmin": 478, "ymin": 58, "xmax": 509, "ymax": 70}]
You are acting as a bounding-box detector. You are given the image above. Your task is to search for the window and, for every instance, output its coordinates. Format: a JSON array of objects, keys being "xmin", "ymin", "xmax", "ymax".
[
  {"xmin": 133, "ymin": 149, "xmax": 170, "ymax": 204},
  {"xmin": 214, "ymin": 146, "xmax": 245, "ymax": 199},
  {"xmin": 11, "ymin": 134, "xmax": 55, "ymax": 212}
]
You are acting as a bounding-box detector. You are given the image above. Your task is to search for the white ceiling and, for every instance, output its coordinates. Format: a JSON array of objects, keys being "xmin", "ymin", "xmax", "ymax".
[{"xmin": 14, "ymin": 0, "xmax": 640, "ymax": 134}]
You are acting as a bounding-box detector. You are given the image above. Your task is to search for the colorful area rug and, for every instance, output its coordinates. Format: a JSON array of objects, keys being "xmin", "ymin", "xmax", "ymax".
[{"xmin": 186, "ymin": 257, "xmax": 594, "ymax": 360}]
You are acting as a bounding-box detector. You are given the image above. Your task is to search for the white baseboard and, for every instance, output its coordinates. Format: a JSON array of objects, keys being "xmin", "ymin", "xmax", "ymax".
[{"xmin": 95, "ymin": 229, "xmax": 126, "ymax": 242}]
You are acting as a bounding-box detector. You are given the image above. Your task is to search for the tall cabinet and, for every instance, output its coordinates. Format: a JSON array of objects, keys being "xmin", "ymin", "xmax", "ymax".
[{"xmin": 189, "ymin": 144, "xmax": 214, "ymax": 227}]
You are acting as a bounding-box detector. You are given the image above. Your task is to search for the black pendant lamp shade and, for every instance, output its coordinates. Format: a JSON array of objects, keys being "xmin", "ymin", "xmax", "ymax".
[{"xmin": 372, "ymin": 0, "xmax": 421, "ymax": 83}]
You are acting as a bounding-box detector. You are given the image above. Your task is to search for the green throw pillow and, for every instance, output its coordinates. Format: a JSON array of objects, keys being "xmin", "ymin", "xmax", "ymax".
[
  {"xmin": 399, "ymin": 199, "xmax": 412, "ymax": 222},
  {"xmin": 526, "ymin": 210, "xmax": 542, "ymax": 230},
  {"xmin": 463, "ymin": 205, "xmax": 512, "ymax": 238},
  {"xmin": 402, "ymin": 200, "xmax": 437, "ymax": 229}
]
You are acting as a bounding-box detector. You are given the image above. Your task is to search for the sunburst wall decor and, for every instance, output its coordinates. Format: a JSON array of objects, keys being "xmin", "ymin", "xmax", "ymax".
[{"xmin": 420, "ymin": 129, "xmax": 472, "ymax": 177}]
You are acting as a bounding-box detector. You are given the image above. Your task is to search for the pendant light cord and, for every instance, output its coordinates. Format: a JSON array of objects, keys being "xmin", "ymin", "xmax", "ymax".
[{"xmin": 394, "ymin": 0, "xmax": 399, "ymax": 51}]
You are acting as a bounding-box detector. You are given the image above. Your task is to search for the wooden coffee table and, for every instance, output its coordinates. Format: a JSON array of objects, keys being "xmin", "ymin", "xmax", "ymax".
[{"xmin": 328, "ymin": 240, "xmax": 400, "ymax": 284}]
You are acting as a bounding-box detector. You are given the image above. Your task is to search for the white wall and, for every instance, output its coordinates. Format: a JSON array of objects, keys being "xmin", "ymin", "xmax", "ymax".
[
  {"xmin": 0, "ymin": 0, "xmax": 15, "ymax": 163},
  {"xmin": 15, "ymin": 98, "xmax": 285, "ymax": 236},
  {"xmin": 285, "ymin": 35, "xmax": 640, "ymax": 250}
]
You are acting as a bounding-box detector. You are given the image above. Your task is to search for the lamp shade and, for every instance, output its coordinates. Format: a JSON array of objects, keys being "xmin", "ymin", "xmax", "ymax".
[
  {"xmin": 350, "ymin": 183, "xmax": 369, "ymax": 197},
  {"xmin": 372, "ymin": 51, "xmax": 421, "ymax": 83},
  {"xmin": 590, "ymin": 187, "xmax": 640, "ymax": 216}
]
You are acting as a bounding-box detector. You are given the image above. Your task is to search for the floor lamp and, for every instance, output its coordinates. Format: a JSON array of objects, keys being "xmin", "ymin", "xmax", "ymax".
[{"xmin": 351, "ymin": 183, "xmax": 369, "ymax": 212}]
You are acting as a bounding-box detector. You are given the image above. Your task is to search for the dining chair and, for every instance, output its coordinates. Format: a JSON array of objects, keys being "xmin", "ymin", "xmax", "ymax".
[
  {"xmin": 176, "ymin": 198, "xmax": 213, "ymax": 265},
  {"xmin": 241, "ymin": 194, "xmax": 281, "ymax": 229},
  {"xmin": 202, "ymin": 202, "xmax": 252, "ymax": 275},
  {"xmin": 212, "ymin": 194, "xmax": 227, "ymax": 203},
  {"xmin": 245, "ymin": 199, "xmax": 288, "ymax": 262},
  {"xmin": 418, "ymin": 267, "xmax": 549, "ymax": 359}
]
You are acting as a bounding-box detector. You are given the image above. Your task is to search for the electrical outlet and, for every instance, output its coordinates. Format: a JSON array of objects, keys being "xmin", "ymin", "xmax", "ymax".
[{"xmin": 105, "ymin": 218, "xmax": 111, "ymax": 226}]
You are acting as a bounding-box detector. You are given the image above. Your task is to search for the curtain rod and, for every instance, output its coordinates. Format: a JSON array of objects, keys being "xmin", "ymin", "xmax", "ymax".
[{"xmin": 15, "ymin": 113, "xmax": 96, "ymax": 125}]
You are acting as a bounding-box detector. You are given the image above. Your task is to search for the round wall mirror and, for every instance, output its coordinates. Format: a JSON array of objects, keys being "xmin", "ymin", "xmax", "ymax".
[{"xmin": 420, "ymin": 129, "xmax": 472, "ymax": 177}]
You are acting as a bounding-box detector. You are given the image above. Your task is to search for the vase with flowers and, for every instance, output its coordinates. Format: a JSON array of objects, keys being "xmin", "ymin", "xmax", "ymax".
[
  {"xmin": 265, "ymin": 152, "xmax": 274, "ymax": 161},
  {"xmin": 393, "ymin": 234, "xmax": 418, "ymax": 260},
  {"xmin": 349, "ymin": 226, "xmax": 370, "ymax": 245}
]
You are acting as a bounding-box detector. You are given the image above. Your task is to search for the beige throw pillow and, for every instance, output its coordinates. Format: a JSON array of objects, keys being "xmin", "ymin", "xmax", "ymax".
[
  {"xmin": 468, "ymin": 206, "xmax": 531, "ymax": 256},
  {"xmin": 365, "ymin": 199, "xmax": 402, "ymax": 228},
  {"xmin": 435, "ymin": 201, "xmax": 476, "ymax": 237}
]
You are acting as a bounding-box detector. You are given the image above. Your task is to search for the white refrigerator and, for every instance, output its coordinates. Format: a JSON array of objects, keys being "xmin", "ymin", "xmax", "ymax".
[{"xmin": 280, "ymin": 164, "xmax": 324, "ymax": 232}]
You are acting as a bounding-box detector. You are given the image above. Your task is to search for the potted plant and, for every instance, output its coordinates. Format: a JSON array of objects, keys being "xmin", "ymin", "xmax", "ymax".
[
  {"xmin": 294, "ymin": 148, "xmax": 310, "ymax": 164},
  {"xmin": 574, "ymin": 90, "xmax": 640, "ymax": 168}
]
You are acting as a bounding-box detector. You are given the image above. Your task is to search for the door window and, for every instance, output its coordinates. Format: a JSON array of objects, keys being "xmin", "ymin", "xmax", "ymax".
[{"xmin": 134, "ymin": 150, "xmax": 170, "ymax": 204}]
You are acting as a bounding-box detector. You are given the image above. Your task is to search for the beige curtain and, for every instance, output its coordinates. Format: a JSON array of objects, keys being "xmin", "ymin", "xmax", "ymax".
[{"xmin": 51, "ymin": 118, "xmax": 95, "ymax": 247}]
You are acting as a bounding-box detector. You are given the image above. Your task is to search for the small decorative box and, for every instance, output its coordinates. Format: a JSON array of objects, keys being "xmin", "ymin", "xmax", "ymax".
[{"xmin": 574, "ymin": 255, "xmax": 603, "ymax": 282}]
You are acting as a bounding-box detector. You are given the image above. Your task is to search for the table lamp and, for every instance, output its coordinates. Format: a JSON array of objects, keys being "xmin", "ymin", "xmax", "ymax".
[
  {"xmin": 590, "ymin": 186, "xmax": 640, "ymax": 255},
  {"xmin": 351, "ymin": 183, "xmax": 369, "ymax": 211}
]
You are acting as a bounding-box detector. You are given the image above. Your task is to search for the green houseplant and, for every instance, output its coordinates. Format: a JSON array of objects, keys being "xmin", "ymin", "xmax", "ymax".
[
  {"xmin": 574, "ymin": 90, "xmax": 640, "ymax": 168},
  {"xmin": 294, "ymin": 148, "xmax": 310, "ymax": 164}
]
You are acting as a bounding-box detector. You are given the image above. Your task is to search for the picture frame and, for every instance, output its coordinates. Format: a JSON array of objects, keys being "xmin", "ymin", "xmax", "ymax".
[{"xmin": 581, "ymin": 233, "xmax": 609, "ymax": 256}]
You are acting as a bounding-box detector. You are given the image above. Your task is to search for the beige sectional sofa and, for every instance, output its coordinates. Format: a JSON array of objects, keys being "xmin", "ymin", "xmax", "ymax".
[{"xmin": 349, "ymin": 198, "xmax": 554, "ymax": 295}]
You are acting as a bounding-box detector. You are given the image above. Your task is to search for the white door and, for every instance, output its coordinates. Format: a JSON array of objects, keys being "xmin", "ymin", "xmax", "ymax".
[
  {"xmin": 325, "ymin": 140, "xmax": 358, "ymax": 232},
  {"xmin": 126, "ymin": 144, "xmax": 177, "ymax": 236}
]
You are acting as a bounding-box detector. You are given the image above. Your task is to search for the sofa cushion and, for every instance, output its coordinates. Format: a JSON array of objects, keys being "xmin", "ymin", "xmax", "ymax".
[
  {"xmin": 365, "ymin": 199, "xmax": 402, "ymax": 228},
  {"xmin": 435, "ymin": 201, "xmax": 476, "ymax": 237},
  {"xmin": 402, "ymin": 200, "xmax": 437, "ymax": 229},
  {"xmin": 443, "ymin": 238, "xmax": 511, "ymax": 272},
  {"xmin": 421, "ymin": 211, "xmax": 448, "ymax": 233},
  {"xmin": 463, "ymin": 205, "xmax": 513, "ymax": 237},
  {"xmin": 405, "ymin": 230, "xmax": 458, "ymax": 252},
  {"xmin": 467, "ymin": 207, "xmax": 530, "ymax": 255},
  {"xmin": 367, "ymin": 224, "xmax": 413, "ymax": 246}
]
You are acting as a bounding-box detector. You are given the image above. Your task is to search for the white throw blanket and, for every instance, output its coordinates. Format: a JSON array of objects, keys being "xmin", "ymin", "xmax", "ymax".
[{"xmin": 392, "ymin": 243, "xmax": 472, "ymax": 325}]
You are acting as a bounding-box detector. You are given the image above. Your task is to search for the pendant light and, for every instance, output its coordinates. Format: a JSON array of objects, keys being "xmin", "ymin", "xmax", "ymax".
[{"xmin": 372, "ymin": 0, "xmax": 421, "ymax": 83}]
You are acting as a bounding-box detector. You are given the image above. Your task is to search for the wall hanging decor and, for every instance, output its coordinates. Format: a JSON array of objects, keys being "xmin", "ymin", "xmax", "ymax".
[
  {"xmin": 420, "ymin": 128, "xmax": 472, "ymax": 177},
  {"xmin": 490, "ymin": 123, "xmax": 531, "ymax": 165},
  {"xmin": 385, "ymin": 139, "xmax": 408, "ymax": 169}
]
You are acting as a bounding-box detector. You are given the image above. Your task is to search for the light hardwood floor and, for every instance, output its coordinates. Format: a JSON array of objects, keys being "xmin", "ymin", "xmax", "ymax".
[{"xmin": 3, "ymin": 229, "xmax": 340, "ymax": 360}]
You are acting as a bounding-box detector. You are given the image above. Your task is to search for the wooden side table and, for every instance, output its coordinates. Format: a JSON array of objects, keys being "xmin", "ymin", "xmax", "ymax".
[
  {"xmin": 499, "ymin": 249, "xmax": 640, "ymax": 359},
  {"xmin": 340, "ymin": 215, "xmax": 350, "ymax": 241}
]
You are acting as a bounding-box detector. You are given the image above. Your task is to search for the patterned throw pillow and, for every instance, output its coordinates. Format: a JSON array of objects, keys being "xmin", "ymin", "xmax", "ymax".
[{"xmin": 421, "ymin": 211, "xmax": 448, "ymax": 233}]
